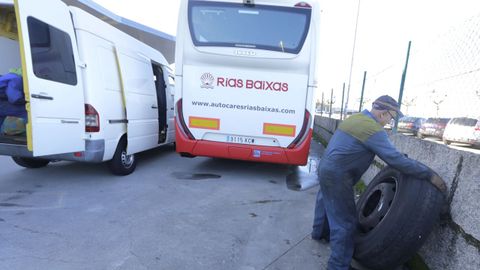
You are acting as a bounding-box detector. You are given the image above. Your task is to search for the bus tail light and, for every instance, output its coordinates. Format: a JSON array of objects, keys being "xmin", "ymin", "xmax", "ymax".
[
  {"xmin": 288, "ymin": 110, "xmax": 311, "ymax": 149},
  {"xmin": 85, "ymin": 104, "xmax": 100, "ymax": 132},
  {"xmin": 176, "ymin": 99, "xmax": 195, "ymax": 140}
]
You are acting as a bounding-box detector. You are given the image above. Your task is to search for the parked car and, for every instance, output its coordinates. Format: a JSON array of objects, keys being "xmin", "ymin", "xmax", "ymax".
[
  {"xmin": 384, "ymin": 118, "xmax": 395, "ymax": 130},
  {"xmin": 442, "ymin": 117, "xmax": 480, "ymax": 147},
  {"xmin": 418, "ymin": 118, "xmax": 450, "ymax": 139},
  {"xmin": 397, "ymin": 117, "xmax": 426, "ymax": 136}
]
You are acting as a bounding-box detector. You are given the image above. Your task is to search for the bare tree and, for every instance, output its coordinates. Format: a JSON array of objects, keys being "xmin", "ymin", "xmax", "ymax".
[
  {"xmin": 326, "ymin": 97, "xmax": 336, "ymax": 118},
  {"xmin": 401, "ymin": 96, "xmax": 417, "ymax": 116},
  {"xmin": 357, "ymin": 97, "xmax": 371, "ymax": 112},
  {"xmin": 430, "ymin": 89, "xmax": 447, "ymax": 117},
  {"xmin": 315, "ymin": 99, "xmax": 321, "ymax": 112}
]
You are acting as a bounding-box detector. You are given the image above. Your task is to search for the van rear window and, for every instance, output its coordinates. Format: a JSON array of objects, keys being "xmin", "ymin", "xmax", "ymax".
[
  {"xmin": 188, "ymin": 1, "xmax": 311, "ymax": 54},
  {"xmin": 27, "ymin": 17, "xmax": 77, "ymax": 85}
]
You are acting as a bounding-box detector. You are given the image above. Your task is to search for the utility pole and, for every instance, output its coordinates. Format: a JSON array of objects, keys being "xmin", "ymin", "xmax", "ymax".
[
  {"xmin": 329, "ymin": 88, "xmax": 334, "ymax": 118},
  {"xmin": 344, "ymin": 0, "xmax": 362, "ymax": 118},
  {"xmin": 359, "ymin": 71, "xmax": 367, "ymax": 112},
  {"xmin": 393, "ymin": 41, "xmax": 412, "ymax": 133},
  {"xmin": 321, "ymin": 92, "xmax": 325, "ymax": 116},
  {"xmin": 340, "ymin": 82, "xmax": 345, "ymax": 120}
]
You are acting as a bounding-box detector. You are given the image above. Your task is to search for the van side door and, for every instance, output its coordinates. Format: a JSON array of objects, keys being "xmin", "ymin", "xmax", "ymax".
[
  {"xmin": 115, "ymin": 48, "xmax": 159, "ymax": 154},
  {"xmin": 15, "ymin": 0, "xmax": 85, "ymax": 156}
]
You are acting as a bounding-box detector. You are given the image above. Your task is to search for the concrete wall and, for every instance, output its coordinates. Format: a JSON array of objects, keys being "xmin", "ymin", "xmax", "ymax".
[
  {"xmin": 313, "ymin": 115, "xmax": 480, "ymax": 270},
  {"xmin": 0, "ymin": 37, "xmax": 21, "ymax": 75}
]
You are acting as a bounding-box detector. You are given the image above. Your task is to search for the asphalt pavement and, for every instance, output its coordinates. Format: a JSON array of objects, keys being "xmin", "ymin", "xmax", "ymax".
[{"xmin": 0, "ymin": 142, "xmax": 340, "ymax": 270}]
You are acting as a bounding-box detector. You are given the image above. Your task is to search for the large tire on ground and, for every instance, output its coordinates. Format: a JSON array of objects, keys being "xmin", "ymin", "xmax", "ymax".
[
  {"xmin": 354, "ymin": 166, "xmax": 445, "ymax": 270},
  {"xmin": 12, "ymin": 157, "xmax": 50, "ymax": 168},
  {"xmin": 108, "ymin": 138, "xmax": 136, "ymax": 175}
]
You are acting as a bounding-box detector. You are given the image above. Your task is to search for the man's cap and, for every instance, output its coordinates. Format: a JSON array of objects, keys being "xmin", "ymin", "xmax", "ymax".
[{"xmin": 372, "ymin": 95, "xmax": 404, "ymax": 118}]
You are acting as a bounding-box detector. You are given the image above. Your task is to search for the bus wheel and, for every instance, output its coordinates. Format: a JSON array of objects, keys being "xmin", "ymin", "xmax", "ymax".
[
  {"xmin": 12, "ymin": 157, "xmax": 50, "ymax": 168},
  {"xmin": 108, "ymin": 139, "xmax": 136, "ymax": 175}
]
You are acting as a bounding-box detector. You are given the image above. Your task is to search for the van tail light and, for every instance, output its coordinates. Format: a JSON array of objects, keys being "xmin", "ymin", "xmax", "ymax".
[
  {"xmin": 85, "ymin": 104, "xmax": 100, "ymax": 132},
  {"xmin": 295, "ymin": 2, "xmax": 312, "ymax": 8},
  {"xmin": 475, "ymin": 126, "xmax": 480, "ymax": 131},
  {"xmin": 176, "ymin": 99, "xmax": 195, "ymax": 140},
  {"xmin": 288, "ymin": 110, "xmax": 311, "ymax": 149}
]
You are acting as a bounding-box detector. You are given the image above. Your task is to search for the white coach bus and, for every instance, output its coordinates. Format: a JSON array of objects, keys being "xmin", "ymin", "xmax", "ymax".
[{"xmin": 175, "ymin": 0, "xmax": 318, "ymax": 165}]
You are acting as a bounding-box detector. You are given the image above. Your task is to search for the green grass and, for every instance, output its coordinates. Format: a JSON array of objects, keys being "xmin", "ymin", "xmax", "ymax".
[
  {"xmin": 406, "ymin": 253, "xmax": 430, "ymax": 270},
  {"xmin": 354, "ymin": 180, "xmax": 367, "ymax": 196},
  {"xmin": 312, "ymin": 132, "xmax": 328, "ymax": 148}
]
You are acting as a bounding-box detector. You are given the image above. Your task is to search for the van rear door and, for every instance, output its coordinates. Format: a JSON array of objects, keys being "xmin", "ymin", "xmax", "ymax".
[{"xmin": 15, "ymin": 0, "xmax": 85, "ymax": 156}]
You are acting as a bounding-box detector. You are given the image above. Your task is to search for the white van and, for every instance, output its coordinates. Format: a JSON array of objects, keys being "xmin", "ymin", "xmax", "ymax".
[{"xmin": 0, "ymin": 0, "xmax": 175, "ymax": 175}]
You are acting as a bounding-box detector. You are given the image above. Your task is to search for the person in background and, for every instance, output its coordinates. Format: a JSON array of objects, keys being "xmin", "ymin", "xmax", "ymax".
[{"xmin": 311, "ymin": 95, "xmax": 446, "ymax": 270}]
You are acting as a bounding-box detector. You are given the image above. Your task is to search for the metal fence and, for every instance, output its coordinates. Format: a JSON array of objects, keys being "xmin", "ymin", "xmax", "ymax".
[{"xmin": 345, "ymin": 13, "xmax": 480, "ymax": 118}]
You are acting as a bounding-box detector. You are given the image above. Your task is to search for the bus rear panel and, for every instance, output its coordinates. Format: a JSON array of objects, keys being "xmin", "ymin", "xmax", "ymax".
[{"xmin": 175, "ymin": 0, "xmax": 318, "ymax": 165}]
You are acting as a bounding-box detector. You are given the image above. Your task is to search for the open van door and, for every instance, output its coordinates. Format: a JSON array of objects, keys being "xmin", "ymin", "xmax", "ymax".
[
  {"xmin": 115, "ymin": 47, "xmax": 159, "ymax": 154},
  {"xmin": 15, "ymin": 0, "xmax": 85, "ymax": 156}
]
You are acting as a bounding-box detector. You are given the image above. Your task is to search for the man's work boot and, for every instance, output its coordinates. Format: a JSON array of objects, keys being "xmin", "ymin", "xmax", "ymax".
[{"xmin": 311, "ymin": 230, "xmax": 330, "ymax": 243}]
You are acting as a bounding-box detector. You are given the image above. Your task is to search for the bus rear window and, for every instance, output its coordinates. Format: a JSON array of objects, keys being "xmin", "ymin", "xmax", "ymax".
[{"xmin": 188, "ymin": 1, "xmax": 311, "ymax": 54}]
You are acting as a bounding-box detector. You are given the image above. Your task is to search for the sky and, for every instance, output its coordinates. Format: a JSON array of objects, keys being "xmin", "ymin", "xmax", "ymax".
[{"xmin": 91, "ymin": 0, "xmax": 480, "ymax": 118}]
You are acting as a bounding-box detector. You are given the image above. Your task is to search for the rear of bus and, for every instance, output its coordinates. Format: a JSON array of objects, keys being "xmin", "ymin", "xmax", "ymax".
[{"xmin": 175, "ymin": 0, "xmax": 318, "ymax": 165}]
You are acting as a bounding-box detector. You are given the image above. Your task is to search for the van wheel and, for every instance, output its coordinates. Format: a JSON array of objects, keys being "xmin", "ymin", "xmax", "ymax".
[
  {"xmin": 12, "ymin": 157, "xmax": 50, "ymax": 168},
  {"xmin": 443, "ymin": 139, "xmax": 451, "ymax": 145},
  {"xmin": 108, "ymin": 139, "xmax": 136, "ymax": 175},
  {"xmin": 354, "ymin": 166, "xmax": 445, "ymax": 270}
]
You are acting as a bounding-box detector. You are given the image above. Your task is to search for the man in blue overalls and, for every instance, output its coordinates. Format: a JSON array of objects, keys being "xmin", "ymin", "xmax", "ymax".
[{"xmin": 311, "ymin": 95, "xmax": 446, "ymax": 270}]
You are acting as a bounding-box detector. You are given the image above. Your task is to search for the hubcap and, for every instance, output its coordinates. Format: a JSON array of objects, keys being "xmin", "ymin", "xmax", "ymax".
[
  {"xmin": 121, "ymin": 150, "xmax": 134, "ymax": 168},
  {"xmin": 358, "ymin": 177, "xmax": 398, "ymax": 233}
]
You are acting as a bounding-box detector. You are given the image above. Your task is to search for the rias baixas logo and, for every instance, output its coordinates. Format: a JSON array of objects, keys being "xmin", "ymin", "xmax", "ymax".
[{"xmin": 200, "ymin": 73, "xmax": 214, "ymax": 89}]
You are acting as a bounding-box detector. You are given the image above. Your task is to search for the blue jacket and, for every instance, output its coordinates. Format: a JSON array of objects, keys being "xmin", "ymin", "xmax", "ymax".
[
  {"xmin": 0, "ymin": 73, "xmax": 25, "ymax": 105},
  {"xmin": 320, "ymin": 110, "xmax": 432, "ymax": 183}
]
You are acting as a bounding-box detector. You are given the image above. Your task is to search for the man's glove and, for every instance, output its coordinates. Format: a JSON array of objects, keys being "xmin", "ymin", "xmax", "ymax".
[{"xmin": 430, "ymin": 172, "xmax": 447, "ymax": 193}]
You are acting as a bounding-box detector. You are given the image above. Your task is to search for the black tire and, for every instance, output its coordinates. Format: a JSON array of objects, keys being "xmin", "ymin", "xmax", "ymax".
[
  {"xmin": 443, "ymin": 139, "xmax": 451, "ymax": 145},
  {"xmin": 12, "ymin": 157, "xmax": 50, "ymax": 168},
  {"xmin": 354, "ymin": 166, "xmax": 445, "ymax": 270},
  {"xmin": 108, "ymin": 138, "xmax": 136, "ymax": 175}
]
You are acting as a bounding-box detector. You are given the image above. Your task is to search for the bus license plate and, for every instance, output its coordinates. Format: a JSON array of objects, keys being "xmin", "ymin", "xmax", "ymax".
[{"xmin": 226, "ymin": 135, "xmax": 255, "ymax": 144}]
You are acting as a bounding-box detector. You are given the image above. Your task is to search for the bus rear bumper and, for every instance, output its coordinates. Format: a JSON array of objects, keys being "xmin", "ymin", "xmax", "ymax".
[{"xmin": 175, "ymin": 123, "xmax": 312, "ymax": 165}]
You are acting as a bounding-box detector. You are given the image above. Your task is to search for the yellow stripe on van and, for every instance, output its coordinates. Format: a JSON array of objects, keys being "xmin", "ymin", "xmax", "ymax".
[
  {"xmin": 263, "ymin": 123, "xmax": 296, "ymax": 137},
  {"xmin": 189, "ymin": 117, "xmax": 220, "ymax": 130},
  {"xmin": 13, "ymin": 0, "xmax": 33, "ymax": 151}
]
